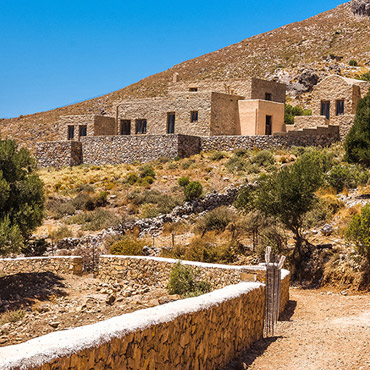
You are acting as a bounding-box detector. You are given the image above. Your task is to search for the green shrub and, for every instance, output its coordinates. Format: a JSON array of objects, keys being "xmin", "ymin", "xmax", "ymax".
[
  {"xmin": 71, "ymin": 193, "xmax": 94, "ymax": 210},
  {"xmin": 234, "ymin": 149, "xmax": 249, "ymax": 157},
  {"xmin": 225, "ymin": 156, "xmax": 247, "ymax": 173},
  {"xmin": 181, "ymin": 160, "xmax": 195, "ymax": 169},
  {"xmin": 360, "ymin": 71, "xmax": 370, "ymax": 81},
  {"xmin": 49, "ymin": 226, "xmax": 73, "ymax": 242},
  {"xmin": 125, "ymin": 173, "xmax": 139, "ymax": 185},
  {"xmin": 167, "ymin": 262, "xmax": 211, "ymax": 297},
  {"xmin": 346, "ymin": 203, "xmax": 370, "ymax": 261},
  {"xmin": 257, "ymin": 225, "xmax": 287, "ymax": 258},
  {"xmin": 184, "ymin": 181, "xmax": 203, "ymax": 201},
  {"xmin": 67, "ymin": 209, "xmax": 119, "ymax": 231},
  {"xmin": 195, "ymin": 206, "xmax": 235, "ymax": 236},
  {"xmin": 284, "ymin": 104, "xmax": 312, "ymax": 125},
  {"xmin": 168, "ymin": 162, "xmax": 178, "ymax": 170},
  {"xmin": 21, "ymin": 238, "xmax": 49, "ymax": 256},
  {"xmin": 328, "ymin": 164, "xmax": 369, "ymax": 192},
  {"xmin": 349, "ymin": 59, "xmax": 358, "ymax": 66},
  {"xmin": 178, "ymin": 176, "xmax": 190, "ymax": 187},
  {"xmin": 139, "ymin": 165, "xmax": 156, "ymax": 178},
  {"xmin": 95, "ymin": 191, "xmax": 108, "ymax": 207},
  {"xmin": 250, "ymin": 150, "xmax": 275, "ymax": 167},
  {"xmin": 210, "ymin": 151, "xmax": 225, "ymax": 161},
  {"xmin": 110, "ymin": 236, "xmax": 146, "ymax": 256},
  {"xmin": 47, "ymin": 199, "xmax": 76, "ymax": 219},
  {"xmin": 142, "ymin": 176, "xmax": 154, "ymax": 185}
]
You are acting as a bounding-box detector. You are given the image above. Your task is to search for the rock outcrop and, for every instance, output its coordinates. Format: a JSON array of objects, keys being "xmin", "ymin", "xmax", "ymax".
[{"xmin": 352, "ymin": 0, "xmax": 370, "ymax": 17}]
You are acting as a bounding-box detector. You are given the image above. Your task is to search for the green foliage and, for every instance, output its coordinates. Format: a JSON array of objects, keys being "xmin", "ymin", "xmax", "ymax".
[
  {"xmin": 49, "ymin": 226, "xmax": 73, "ymax": 242},
  {"xmin": 284, "ymin": 104, "xmax": 312, "ymax": 125},
  {"xmin": 67, "ymin": 209, "xmax": 119, "ymax": 231},
  {"xmin": 139, "ymin": 165, "xmax": 156, "ymax": 179},
  {"xmin": 21, "ymin": 238, "xmax": 49, "ymax": 257},
  {"xmin": 47, "ymin": 199, "xmax": 76, "ymax": 219},
  {"xmin": 71, "ymin": 192, "xmax": 95, "ymax": 211},
  {"xmin": 195, "ymin": 206, "xmax": 235, "ymax": 236},
  {"xmin": 225, "ymin": 156, "xmax": 248, "ymax": 173},
  {"xmin": 210, "ymin": 151, "xmax": 225, "ymax": 161},
  {"xmin": 349, "ymin": 59, "xmax": 358, "ymax": 66},
  {"xmin": 328, "ymin": 164, "xmax": 368, "ymax": 192},
  {"xmin": 250, "ymin": 150, "xmax": 275, "ymax": 167},
  {"xmin": 125, "ymin": 172, "xmax": 139, "ymax": 185},
  {"xmin": 360, "ymin": 71, "xmax": 370, "ymax": 81},
  {"xmin": 110, "ymin": 236, "xmax": 146, "ymax": 256},
  {"xmin": 167, "ymin": 262, "xmax": 211, "ymax": 297},
  {"xmin": 234, "ymin": 149, "xmax": 249, "ymax": 158},
  {"xmin": 181, "ymin": 160, "xmax": 195, "ymax": 169},
  {"xmin": 257, "ymin": 225, "xmax": 287, "ymax": 258},
  {"xmin": 346, "ymin": 204, "xmax": 370, "ymax": 261},
  {"xmin": 178, "ymin": 176, "xmax": 190, "ymax": 188},
  {"xmin": 184, "ymin": 181, "xmax": 203, "ymax": 201},
  {"xmin": 345, "ymin": 90, "xmax": 370, "ymax": 165},
  {"xmin": 95, "ymin": 191, "xmax": 108, "ymax": 207},
  {"xmin": 0, "ymin": 138, "xmax": 44, "ymax": 255}
]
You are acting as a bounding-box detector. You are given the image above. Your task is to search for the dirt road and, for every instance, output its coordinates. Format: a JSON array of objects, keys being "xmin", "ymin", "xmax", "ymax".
[{"xmin": 223, "ymin": 288, "xmax": 370, "ymax": 370}]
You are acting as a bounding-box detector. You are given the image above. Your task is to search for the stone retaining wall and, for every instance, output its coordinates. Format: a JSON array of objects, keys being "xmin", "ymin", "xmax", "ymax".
[
  {"xmin": 36, "ymin": 141, "xmax": 82, "ymax": 168},
  {"xmin": 0, "ymin": 256, "xmax": 83, "ymax": 276},
  {"xmin": 98, "ymin": 256, "xmax": 290, "ymax": 312},
  {"xmin": 0, "ymin": 283, "xmax": 265, "ymax": 370}
]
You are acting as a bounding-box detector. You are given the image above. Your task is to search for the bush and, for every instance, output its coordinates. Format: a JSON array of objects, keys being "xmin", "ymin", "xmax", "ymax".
[
  {"xmin": 167, "ymin": 262, "xmax": 211, "ymax": 297},
  {"xmin": 125, "ymin": 173, "xmax": 139, "ymax": 185},
  {"xmin": 195, "ymin": 206, "xmax": 235, "ymax": 236},
  {"xmin": 0, "ymin": 138, "xmax": 44, "ymax": 255},
  {"xmin": 250, "ymin": 150, "xmax": 275, "ymax": 167},
  {"xmin": 110, "ymin": 236, "xmax": 146, "ymax": 256},
  {"xmin": 225, "ymin": 156, "xmax": 247, "ymax": 173},
  {"xmin": 71, "ymin": 192, "xmax": 95, "ymax": 210},
  {"xmin": 184, "ymin": 181, "xmax": 203, "ymax": 201},
  {"xmin": 346, "ymin": 203, "xmax": 370, "ymax": 261},
  {"xmin": 284, "ymin": 104, "xmax": 312, "ymax": 125},
  {"xmin": 21, "ymin": 238, "xmax": 49, "ymax": 256},
  {"xmin": 360, "ymin": 71, "xmax": 370, "ymax": 81},
  {"xmin": 67, "ymin": 209, "xmax": 119, "ymax": 231},
  {"xmin": 328, "ymin": 164, "xmax": 369, "ymax": 192},
  {"xmin": 178, "ymin": 176, "xmax": 190, "ymax": 187},
  {"xmin": 47, "ymin": 199, "xmax": 76, "ymax": 219},
  {"xmin": 181, "ymin": 160, "xmax": 195, "ymax": 169},
  {"xmin": 210, "ymin": 151, "xmax": 225, "ymax": 161},
  {"xmin": 49, "ymin": 226, "xmax": 73, "ymax": 242},
  {"xmin": 139, "ymin": 165, "xmax": 156, "ymax": 179},
  {"xmin": 349, "ymin": 59, "xmax": 358, "ymax": 66},
  {"xmin": 95, "ymin": 191, "xmax": 108, "ymax": 207},
  {"xmin": 234, "ymin": 149, "xmax": 249, "ymax": 158}
]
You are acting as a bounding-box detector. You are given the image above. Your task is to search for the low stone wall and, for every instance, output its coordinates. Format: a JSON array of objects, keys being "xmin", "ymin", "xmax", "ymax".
[
  {"xmin": 81, "ymin": 134, "xmax": 200, "ymax": 165},
  {"xmin": 0, "ymin": 282, "xmax": 265, "ymax": 370},
  {"xmin": 0, "ymin": 256, "xmax": 83, "ymax": 276},
  {"xmin": 201, "ymin": 131, "xmax": 339, "ymax": 152},
  {"xmin": 98, "ymin": 256, "xmax": 290, "ymax": 312},
  {"xmin": 36, "ymin": 141, "xmax": 82, "ymax": 167}
]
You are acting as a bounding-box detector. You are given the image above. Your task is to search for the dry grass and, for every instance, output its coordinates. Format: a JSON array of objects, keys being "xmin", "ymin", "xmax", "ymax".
[{"xmin": 0, "ymin": 310, "xmax": 25, "ymax": 325}]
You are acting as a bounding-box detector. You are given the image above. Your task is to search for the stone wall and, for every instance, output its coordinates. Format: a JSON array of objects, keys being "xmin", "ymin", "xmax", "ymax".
[
  {"xmin": 36, "ymin": 141, "xmax": 82, "ymax": 167},
  {"xmin": 1, "ymin": 283, "xmax": 265, "ymax": 370},
  {"xmin": 59, "ymin": 115, "xmax": 96, "ymax": 141},
  {"xmin": 0, "ymin": 256, "xmax": 83, "ymax": 276},
  {"xmin": 81, "ymin": 134, "xmax": 200, "ymax": 166},
  {"xmin": 200, "ymin": 129, "xmax": 339, "ymax": 152},
  {"xmin": 93, "ymin": 116, "xmax": 116, "ymax": 136}
]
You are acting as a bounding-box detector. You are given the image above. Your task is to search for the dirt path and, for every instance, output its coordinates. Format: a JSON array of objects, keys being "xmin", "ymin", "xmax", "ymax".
[{"xmin": 223, "ymin": 288, "xmax": 370, "ymax": 370}]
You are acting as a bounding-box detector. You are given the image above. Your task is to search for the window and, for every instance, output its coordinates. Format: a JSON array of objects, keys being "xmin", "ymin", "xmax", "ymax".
[
  {"xmin": 189, "ymin": 87, "xmax": 198, "ymax": 92},
  {"xmin": 265, "ymin": 93, "xmax": 272, "ymax": 101},
  {"xmin": 167, "ymin": 113, "xmax": 175, "ymax": 134},
  {"xmin": 67, "ymin": 126, "xmax": 75, "ymax": 140},
  {"xmin": 79, "ymin": 125, "xmax": 87, "ymax": 137},
  {"xmin": 265, "ymin": 116, "xmax": 272, "ymax": 135},
  {"xmin": 120, "ymin": 120, "xmax": 131, "ymax": 135},
  {"xmin": 321, "ymin": 101, "xmax": 330, "ymax": 119},
  {"xmin": 190, "ymin": 111, "xmax": 198, "ymax": 123},
  {"xmin": 336, "ymin": 100, "xmax": 344, "ymax": 116},
  {"xmin": 135, "ymin": 119, "xmax": 147, "ymax": 134}
]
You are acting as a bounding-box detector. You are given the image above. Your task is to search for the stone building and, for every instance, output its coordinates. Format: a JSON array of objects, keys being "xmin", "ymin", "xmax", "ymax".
[
  {"xmin": 36, "ymin": 76, "xmax": 341, "ymax": 167},
  {"xmin": 293, "ymin": 75, "xmax": 370, "ymax": 138}
]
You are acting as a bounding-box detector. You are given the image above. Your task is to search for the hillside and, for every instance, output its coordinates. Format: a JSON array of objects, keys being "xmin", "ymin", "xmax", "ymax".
[{"xmin": 1, "ymin": 0, "xmax": 370, "ymax": 150}]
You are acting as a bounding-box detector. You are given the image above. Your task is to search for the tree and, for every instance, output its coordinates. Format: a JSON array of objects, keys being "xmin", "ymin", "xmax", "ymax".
[
  {"xmin": 0, "ymin": 138, "xmax": 44, "ymax": 255},
  {"xmin": 235, "ymin": 152, "xmax": 325, "ymax": 279},
  {"xmin": 284, "ymin": 104, "xmax": 312, "ymax": 125},
  {"xmin": 345, "ymin": 90, "xmax": 370, "ymax": 165},
  {"xmin": 184, "ymin": 181, "xmax": 203, "ymax": 201},
  {"xmin": 346, "ymin": 204, "xmax": 370, "ymax": 262}
]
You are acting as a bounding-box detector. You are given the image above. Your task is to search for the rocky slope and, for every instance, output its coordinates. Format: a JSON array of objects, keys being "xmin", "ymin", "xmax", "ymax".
[{"xmin": 1, "ymin": 0, "xmax": 370, "ymax": 150}]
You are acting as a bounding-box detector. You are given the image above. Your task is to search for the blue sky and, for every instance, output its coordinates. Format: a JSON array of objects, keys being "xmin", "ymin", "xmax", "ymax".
[{"xmin": 0, "ymin": 0, "xmax": 346, "ymax": 118}]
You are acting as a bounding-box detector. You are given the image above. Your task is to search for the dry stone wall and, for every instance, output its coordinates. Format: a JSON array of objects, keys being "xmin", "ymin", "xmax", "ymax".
[
  {"xmin": 0, "ymin": 256, "xmax": 83, "ymax": 276},
  {"xmin": 1, "ymin": 283, "xmax": 265, "ymax": 370},
  {"xmin": 36, "ymin": 141, "xmax": 82, "ymax": 167}
]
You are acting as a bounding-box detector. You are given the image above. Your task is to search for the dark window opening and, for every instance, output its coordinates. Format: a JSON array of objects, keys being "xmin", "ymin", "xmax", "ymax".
[
  {"xmin": 167, "ymin": 113, "xmax": 175, "ymax": 134},
  {"xmin": 79, "ymin": 125, "xmax": 87, "ymax": 137},
  {"xmin": 321, "ymin": 101, "xmax": 330, "ymax": 119},
  {"xmin": 67, "ymin": 126, "xmax": 75, "ymax": 140},
  {"xmin": 336, "ymin": 100, "xmax": 344, "ymax": 116},
  {"xmin": 135, "ymin": 119, "xmax": 147, "ymax": 134},
  {"xmin": 265, "ymin": 93, "xmax": 272, "ymax": 101},
  {"xmin": 265, "ymin": 115, "xmax": 272, "ymax": 136},
  {"xmin": 120, "ymin": 120, "xmax": 131, "ymax": 135},
  {"xmin": 189, "ymin": 87, "xmax": 198, "ymax": 92},
  {"xmin": 191, "ymin": 111, "xmax": 198, "ymax": 123}
]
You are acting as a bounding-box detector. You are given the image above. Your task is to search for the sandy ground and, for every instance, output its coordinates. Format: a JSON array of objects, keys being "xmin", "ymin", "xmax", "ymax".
[{"xmin": 223, "ymin": 288, "xmax": 370, "ymax": 370}]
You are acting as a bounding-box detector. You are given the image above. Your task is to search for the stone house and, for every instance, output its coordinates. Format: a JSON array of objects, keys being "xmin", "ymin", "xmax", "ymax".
[{"xmin": 293, "ymin": 75, "xmax": 370, "ymax": 138}]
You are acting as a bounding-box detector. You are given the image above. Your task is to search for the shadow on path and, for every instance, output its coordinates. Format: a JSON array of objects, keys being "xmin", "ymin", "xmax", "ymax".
[
  {"xmin": 0, "ymin": 272, "xmax": 66, "ymax": 312},
  {"xmin": 279, "ymin": 300, "xmax": 297, "ymax": 321},
  {"xmin": 221, "ymin": 336, "xmax": 282, "ymax": 370}
]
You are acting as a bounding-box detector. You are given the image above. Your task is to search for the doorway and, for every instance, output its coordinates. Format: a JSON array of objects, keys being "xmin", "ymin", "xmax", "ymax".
[
  {"xmin": 167, "ymin": 113, "xmax": 175, "ymax": 134},
  {"xmin": 265, "ymin": 115, "xmax": 272, "ymax": 136}
]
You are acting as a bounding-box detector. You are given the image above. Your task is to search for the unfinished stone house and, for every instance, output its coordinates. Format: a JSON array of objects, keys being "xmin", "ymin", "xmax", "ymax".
[
  {"xmin": 292, "ymin": 75, "xmax": 370, "ymax": 138},
  {"xmin": 36, "ymin": 76, "xmax": 340, "ymax": 167}
]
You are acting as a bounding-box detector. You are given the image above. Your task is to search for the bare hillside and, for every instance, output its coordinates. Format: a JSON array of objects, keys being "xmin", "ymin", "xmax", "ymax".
[{"xmin": 1, "ymin": 0, "xmax": 370, "ymax": 150}]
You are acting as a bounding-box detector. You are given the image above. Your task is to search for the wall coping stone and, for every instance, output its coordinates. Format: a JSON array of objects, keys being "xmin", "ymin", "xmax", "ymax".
[
  {"xmin": 0, "ymin": 256, "xmax": 81, "ymax": 262},
  {"xmin": 0, "ymin": 282, "xmax": 262, "ymax": 370}
]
